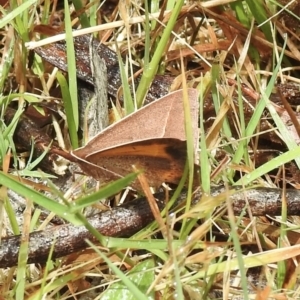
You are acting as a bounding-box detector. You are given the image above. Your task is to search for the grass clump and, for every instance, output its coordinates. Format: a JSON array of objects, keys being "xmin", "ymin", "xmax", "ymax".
[{"xmin": 1, "ymin": 0, "xmax": 300, "ymax": 299}]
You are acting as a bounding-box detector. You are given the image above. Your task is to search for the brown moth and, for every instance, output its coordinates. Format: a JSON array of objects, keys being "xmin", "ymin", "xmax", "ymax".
[{"xmin": 72, "ymin": 89, "xmax": 199, "ymax": 188}]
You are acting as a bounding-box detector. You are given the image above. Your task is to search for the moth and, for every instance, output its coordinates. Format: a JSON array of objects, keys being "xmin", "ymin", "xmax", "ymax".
[{"xmin": 71, "ymin": 89, "xmax": 199, "ymax": 188}]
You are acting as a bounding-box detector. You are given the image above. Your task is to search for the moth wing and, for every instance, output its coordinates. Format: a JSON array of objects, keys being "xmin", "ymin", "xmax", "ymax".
[
  {"xmin": 73, "ymin": 89, "xmax": 199, "ymax": 159},
  {"xmin": 75, "ymin": 139, "xmax": 187, "ymax": 188}
]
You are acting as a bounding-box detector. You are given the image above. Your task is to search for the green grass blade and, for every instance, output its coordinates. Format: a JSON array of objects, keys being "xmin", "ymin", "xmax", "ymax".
[
  {"xmin": 135, "ymin": 0, "xmax": 184, "ymax": 107},
  {"xmin": 0, "ymin": 172, "xmax": 83, "ymax": 225},
  {"xmin": 71, "ymin": 0, "xmax": 90, "ymax": 28},
  {"xmin": 4, "ymin": 193, "xmax": 20, "ymax": 235},
  {"xmin": 245, "ymin": 0, "xmax": 272, "ymax": 41},
  {"xmin": 116, "ymin": 46, "xmax": 135, "ymax": 114},
  {"xmin": 64, "ymin": 0, "xmax": 79, "ymax": 143},
  {"xmin": 101, "ymin": 258, "xmax": 155, "ymax": 299},
  {"xmin": 143, "ymin": 0, "xmax": 151, "ymax": 67},
  {"xmin": 231, "ymin": 36, "xmax": 289, "ymax": 179},
  {"xmin": 235, "ymin": 146, "xmax": 300, "ymax": 186},
  {"xmin": 14, "ymin": 237, "xmax": 29, "ymax": 300},
  {"xmin": 227, "ymin": 206, "xmax": 249, "ymax": 299},
  {"xmin": 0, "ymin": 0, "xmax": 37, "ymax": 28},
  {"xmin": 86, "ymin": 240, "xmax": 150, "ymax": 300},
  {"xmin": 71, "ymin": 172, "xmax": 139, "ymax": 211},
  {"xmin": 56, "ymin": 71, "xmax": 78, "ymax": 148}
]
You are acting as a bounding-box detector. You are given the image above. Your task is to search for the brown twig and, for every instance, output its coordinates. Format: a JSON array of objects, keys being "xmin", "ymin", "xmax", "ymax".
[{"xmin": 1, "ymin": 186, "xmax": 300, "ymax": 268}]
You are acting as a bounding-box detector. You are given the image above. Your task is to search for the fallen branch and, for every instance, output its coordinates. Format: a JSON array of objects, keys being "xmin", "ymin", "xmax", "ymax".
[{"xmin": 1, "ymin": 186, "xmax": 300, "ymax": 268}]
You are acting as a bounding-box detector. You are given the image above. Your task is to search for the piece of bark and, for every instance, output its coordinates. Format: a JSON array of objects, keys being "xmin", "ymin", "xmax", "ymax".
[{"xmin": 34, "ymin": 34, "xmax": 173, "ymax": 103}]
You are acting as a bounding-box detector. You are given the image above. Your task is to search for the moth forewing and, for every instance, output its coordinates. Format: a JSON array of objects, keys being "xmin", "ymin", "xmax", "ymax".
[{"xmin": 72, "ymin": 89, "xmax": 199, "ymax": 157}]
